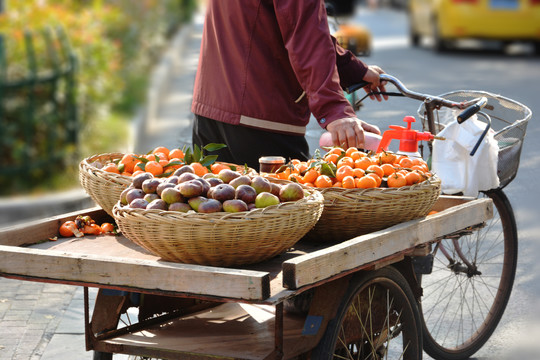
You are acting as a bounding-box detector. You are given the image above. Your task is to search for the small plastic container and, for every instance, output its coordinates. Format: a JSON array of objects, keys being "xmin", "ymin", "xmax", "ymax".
[
  {"xmin": 319, "ymin": 131, "xmax": 381, "ymax": 152},
  {"xmin": 259, "ymin": 156, "xmax": 286, "ymax": 174}
]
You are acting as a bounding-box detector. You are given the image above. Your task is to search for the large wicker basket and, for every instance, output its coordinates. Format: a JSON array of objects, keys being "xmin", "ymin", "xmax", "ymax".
[
  {"xmin": 79, "ymin": 152, "xmax": 258, "ymax": 217},
  {"xmin": 112, "ymin": 188, "xmax": 324, "ymax": 267},
  {"xmin": 79, "ymin": 153, "xmax": 131, "ymax": 216},
  {"xmin": 303, "ymin": 177, "xmax": 441, "ymax": 243}
]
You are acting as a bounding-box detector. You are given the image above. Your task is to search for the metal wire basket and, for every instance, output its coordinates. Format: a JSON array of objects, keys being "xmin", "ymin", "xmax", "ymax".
[{"xmin": 418, "ymin": 91, "xmax": 531, "ymax": 189}]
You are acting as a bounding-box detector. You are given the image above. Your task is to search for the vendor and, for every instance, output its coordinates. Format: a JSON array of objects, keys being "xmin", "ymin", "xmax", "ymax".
[{"xmin": 191, "ymin": 0, "xmax": 387, "ymax": 169}]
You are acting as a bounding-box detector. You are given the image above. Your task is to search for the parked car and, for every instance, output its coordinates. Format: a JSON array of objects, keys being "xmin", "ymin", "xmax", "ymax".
[{"xmin": 408, "ymin": 0, "xmax": 540, "ymax": 53}]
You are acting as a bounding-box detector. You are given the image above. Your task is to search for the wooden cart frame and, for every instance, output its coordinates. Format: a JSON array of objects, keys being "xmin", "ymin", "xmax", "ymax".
[{"xmin": 0, "ymin": 195, "xmax": 492, "ymax": 359}]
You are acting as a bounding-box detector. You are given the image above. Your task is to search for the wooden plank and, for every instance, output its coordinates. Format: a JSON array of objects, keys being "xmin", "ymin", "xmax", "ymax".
[
  {"xmin": 98, "ymin": 303, "xmax": 306, "ymax": 360},
  {"xmin": 0, "ymin": 207, "xmax": 109, "ymax": 247},
  {"xmin": 430, "ymin": 195, "xmax": 477, "ymax": 212},
  {"xmin": 0, "ymin": 245, "xmax": 271, "ymax": 301},
  {"xmin": 282, "ymin": 197, "xmax": 492, "ymax": 289}
]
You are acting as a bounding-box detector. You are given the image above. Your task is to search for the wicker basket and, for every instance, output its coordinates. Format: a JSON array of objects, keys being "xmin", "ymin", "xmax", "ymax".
[
  {"xmin": 79, "ymin": 153, "xmax": 131, "ymax": 216},
  {"xmin": 303, "ymin": 177, "xmax": 441, "ymax": 243},
  {"xmin": 112, "ymin": 188, "xmax": 324, "ymax": 267},
  {"xmin": 79, "ymin": 152, "xmax": 258, "ymax": 217}
]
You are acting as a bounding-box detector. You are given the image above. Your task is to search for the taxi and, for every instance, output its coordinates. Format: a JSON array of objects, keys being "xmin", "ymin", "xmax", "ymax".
[{"xmin": 408, "ymin": 0, "xmax": 540, "ymax": 52}]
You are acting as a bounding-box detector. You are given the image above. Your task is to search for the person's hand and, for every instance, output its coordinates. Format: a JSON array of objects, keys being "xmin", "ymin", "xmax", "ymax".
[
  {"xmin": 326, "ymin": 117, "xmax": 381, "ymax": 150},
  {"xmin": 362, "ymin": 65, "xmax": 388, "ymax": 102}
]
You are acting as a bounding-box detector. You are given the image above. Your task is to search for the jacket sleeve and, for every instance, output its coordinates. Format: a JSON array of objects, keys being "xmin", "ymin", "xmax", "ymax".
[
  {"xmin": 273, "ymin": 0, "xmax": 368, "ymax": 128},
  {"xmin": 333, "ymin": 36, "xmax": 369, "ymax": 89}
]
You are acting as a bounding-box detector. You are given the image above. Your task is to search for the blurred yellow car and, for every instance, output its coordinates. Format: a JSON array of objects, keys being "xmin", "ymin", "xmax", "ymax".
[
  {"xmin": 329, "ymin": 18, "xmax": 372, "ymax": 56},
  {"xmin": 409, "ymin": 0, "xmax": 540, "ymax": 52}
]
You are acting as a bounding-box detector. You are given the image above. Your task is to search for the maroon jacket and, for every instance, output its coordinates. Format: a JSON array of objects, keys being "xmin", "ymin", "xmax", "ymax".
[{"xmin": 191, "ymin": 0, "xmax": 369, "ymax": 136}]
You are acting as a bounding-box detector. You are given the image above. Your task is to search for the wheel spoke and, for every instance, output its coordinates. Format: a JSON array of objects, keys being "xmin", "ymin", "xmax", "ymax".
[
  {"xmin": 420, "ymin": 190, "xmax": 517, "ymax": 359},
  {"xmin": 320, "ymin": 269, "xmax": 421, "ymax": 360}
]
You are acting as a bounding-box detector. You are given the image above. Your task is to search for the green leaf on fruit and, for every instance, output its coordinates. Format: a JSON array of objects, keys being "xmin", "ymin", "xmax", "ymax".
[
  {"xmin": 135, "ymin": 156, "xmax": 148, "ymax": 163},
  {"xmin": 163, "ymin": 160, "xmax": 183, "ymax": 168},
  {"xmin": 200, "ymin": 155, "xmax": 218, "ymax": 167},
  {"xmin": 192, "ymin": 144, "xmax": 202, "ymax": 162},
  {"xmin": 320, "ymin": 162, "xmax": 336, "ymax": 178},
  {"xmin": 203, "ymin": 143, "xmax": 227, "ymax": 152},
  {"xmin": 158, "ymin": 170, "xmax": 175, "ymax": 177},
  {"xmin": 183, "ymin": 148, "xmax": 193, "ymax": 164}
]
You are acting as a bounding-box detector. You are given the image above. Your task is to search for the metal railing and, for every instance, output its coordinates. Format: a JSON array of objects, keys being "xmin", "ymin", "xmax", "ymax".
[{"xmin": 0, "ymin": 26, "xmax": 78, "ymax": 192}]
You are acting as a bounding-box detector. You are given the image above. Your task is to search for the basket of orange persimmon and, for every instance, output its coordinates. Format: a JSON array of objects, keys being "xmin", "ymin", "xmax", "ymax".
[
  {"xmin": 111, "ymin": 166, "xmax": 324, "ymax": 267},
  {"xmin": 267, "ymin": 146, "xmax": 441, "ymax": 243},
  {"xmin": 79, "ymin": 144, "xmax": 256, "ymax": 217}
]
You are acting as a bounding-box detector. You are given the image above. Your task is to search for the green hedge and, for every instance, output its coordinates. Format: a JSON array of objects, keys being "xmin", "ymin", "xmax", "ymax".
[
  {"xmin": 0, "ymin": 0, "xmax": 197, "ymax": 196},
  {"xmin": 1, "ymin": 0, "xmax": 196, "ymax": 121}
]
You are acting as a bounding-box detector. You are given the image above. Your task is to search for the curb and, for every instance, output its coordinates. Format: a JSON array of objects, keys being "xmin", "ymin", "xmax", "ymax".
[
  {"xmin": 0, "ymin": 188, "xmax": 95, "ymax": 228},
  {"xmin": 138, "ymin": 22, "xmax": 195, "ymax": 143}
]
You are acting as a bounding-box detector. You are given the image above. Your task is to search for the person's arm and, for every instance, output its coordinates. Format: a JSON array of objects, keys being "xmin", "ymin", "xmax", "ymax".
[
  {"xmin": 273, "ymin": 0, "xmax": 356, "ymax": 126},
  {"xmin": 333, "ymin": 36, "xmax": 387, "ymax": 102},
  {"xmin": 273, "ymin": 0, "xmax": 383, "ymax": 149}
]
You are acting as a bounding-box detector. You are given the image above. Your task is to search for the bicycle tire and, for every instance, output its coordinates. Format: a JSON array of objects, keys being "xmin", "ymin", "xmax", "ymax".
[
  {"xmin": 312, "ymin": 266, "xmax": 422, "ymax": 360},
  {"xmin": 93, "ymin": 352, "xmax": 113, "ymax": 360},
  {"xmin": 419, "ymin": 189, "xmax": 518, "ymax": 360}
]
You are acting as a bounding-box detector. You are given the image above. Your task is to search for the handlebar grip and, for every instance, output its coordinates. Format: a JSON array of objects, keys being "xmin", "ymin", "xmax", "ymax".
[
  {"xmin": 457, "ymin": 104, "xmax": 481, "ymax": 124},
  {"xmin": 345, "ymin": 81, "xmax": 370, "ymax": 94}
]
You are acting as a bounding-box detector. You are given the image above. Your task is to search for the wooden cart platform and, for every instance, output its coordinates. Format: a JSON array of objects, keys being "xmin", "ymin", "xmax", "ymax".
[{"xmin": 0, "ymin": 195, "xmax": 493, "ymax": 359}]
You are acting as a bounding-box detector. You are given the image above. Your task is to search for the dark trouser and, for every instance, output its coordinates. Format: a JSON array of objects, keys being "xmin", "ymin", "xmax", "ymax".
[{"xmin": 192, "ymin": 115, "xmax": 310, "ymax": 170}]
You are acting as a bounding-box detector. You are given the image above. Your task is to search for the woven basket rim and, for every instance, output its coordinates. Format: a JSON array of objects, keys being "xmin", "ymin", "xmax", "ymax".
[
  {"xmin": 80, "ymin": 152, "xmax": 257, "ymax": 178},
  {"xmin": 79, "ymin": 152, "xmax": 132, "ymax": 184},
  {"xmin": 113, "ymin": 188, "xmax": 324, "ymax": 221},
  {"xmin": 314, "ymin": 175, "xmax": 441, "ymax": 194}
]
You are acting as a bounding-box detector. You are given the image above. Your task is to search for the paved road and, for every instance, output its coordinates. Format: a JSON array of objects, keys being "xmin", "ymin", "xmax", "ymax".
[{"xmin": 353, "ymin": 7, "xmax": 540, "ymax": 360}]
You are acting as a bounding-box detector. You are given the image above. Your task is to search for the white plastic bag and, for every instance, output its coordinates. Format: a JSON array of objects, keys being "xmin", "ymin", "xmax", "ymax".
[{"xmin": 432, "ymin": 111, "xmax": 499, "ymax": 197}]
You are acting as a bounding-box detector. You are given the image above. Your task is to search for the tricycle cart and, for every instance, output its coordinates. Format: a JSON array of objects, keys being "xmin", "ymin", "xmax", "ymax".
[{"xmin": 0, "ymin": 195, "xmax": 493, "ymax": 359}]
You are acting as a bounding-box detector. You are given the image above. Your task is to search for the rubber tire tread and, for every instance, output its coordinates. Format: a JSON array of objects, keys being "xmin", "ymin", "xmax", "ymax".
[
  {"xmin": 312, "ymin": 266, "xmax": 423, "ymax": 360},
  {"xmin": 421, "ymin": 189, "xmax": 518, "ymax": 360}
]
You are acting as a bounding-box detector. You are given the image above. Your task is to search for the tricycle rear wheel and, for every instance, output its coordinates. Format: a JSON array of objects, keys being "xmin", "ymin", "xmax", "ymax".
[{"xmin": 312, "ymin": 266, "xmax": 422, "ymax": 359}]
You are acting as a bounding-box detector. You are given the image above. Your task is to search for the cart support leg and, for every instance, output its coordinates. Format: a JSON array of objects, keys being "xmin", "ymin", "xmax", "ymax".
[
  {"xmin": 84, "ymin": 288, "xmax": 131, "ymax": 351},
  {"xmin": 275, "ymin": 302, "xmax": 284, "ymax": 359},
  {"xmin": 84, "ymin": 287, "xmax": 90, "ymax": 351}
]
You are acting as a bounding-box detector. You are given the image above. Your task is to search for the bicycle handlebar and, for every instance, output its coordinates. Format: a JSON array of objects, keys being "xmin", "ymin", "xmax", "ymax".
[
  {"xmin": 347, "ymin": 74, "xmax": 488, "ymax": 124},
  {"xmin": 457, "ymin": 97, "xmax": 488, "ymax": 124}
]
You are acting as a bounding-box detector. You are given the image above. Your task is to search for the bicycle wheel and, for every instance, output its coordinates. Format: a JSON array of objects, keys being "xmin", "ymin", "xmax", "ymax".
[
  {"xmin": 419, "ymin": 189, "xmax": 518, "ymax": 360},
  {"xmin": 312, "ymin": 266, "xmax": 422, "ymax": 360}
]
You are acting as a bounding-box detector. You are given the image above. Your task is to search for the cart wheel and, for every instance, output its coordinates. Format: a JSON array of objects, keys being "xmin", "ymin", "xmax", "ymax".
[
  {"xmin": 419, "ymin": 189, "xmax": 518, "ymax": 360},
  {"xmin": 93, "ymin": 351, "xmax": 112, "ymax": 360},
  {"xmin": 312, "ymin": 266, "xmax": 422, "ymax": 360},
  {"xmin": 93, "ymin": 352, "xmax": 159, "ymax": 359}
]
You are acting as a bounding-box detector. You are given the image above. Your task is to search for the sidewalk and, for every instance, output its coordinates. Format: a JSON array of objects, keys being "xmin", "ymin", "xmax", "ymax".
[
  {"xmin": 0, "ymin": 12, "xmax": 205, "ymax": 360},
  {"xmin": 0, "ymin": 7, "xmax": 329, "ymax": 358}
]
